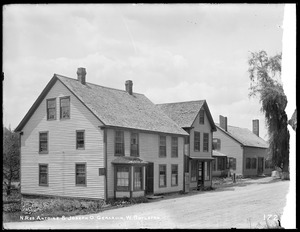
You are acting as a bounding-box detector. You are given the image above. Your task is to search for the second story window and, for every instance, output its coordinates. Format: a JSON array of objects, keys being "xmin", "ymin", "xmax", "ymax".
[
  {"xmin": 199, "ymin": 109, "xmax": 204, "ymax": 124},
  {"xmin": 171, "ymin": 137, "xmax": 178, "ymax": 157},
  {"xmin": 39, "ymin": 132, "xmax": 48, "ymax": 154},
  {"xmin": 130, "ymin": 132, "xmax": 139, "ymax": 157},
  {"xmin": 159, "ymin": 135, "xmax": 166, "ymax": 157},
  {"xmin": 115, "ymin": 131, "xmax": 124, "ymax": 156},
  {"xmin": 76, "ymin": 130, "xmax": 85, "ymax": 149},
  {"xmin": 60, "ymin": 97, "xmax": 70, "ymax": 119},
  {"xmin": 194, "ymin": 131, "xmax": 200, "ymax": 152},
  {"xmin": 203, "ymin": 133, "xmax": 209, "ymax": 152},
  {"xmin": 47, "ymin": 98, "xmax": 56, "ymax": 120}
]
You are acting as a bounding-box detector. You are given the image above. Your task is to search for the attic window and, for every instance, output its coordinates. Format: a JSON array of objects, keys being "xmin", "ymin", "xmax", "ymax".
[
  {"xmin": 199, "ymin": 109, "xmax": 205, "ymax": 124},
  {"xmin": 47, "ymin": 98, "xmax": 56, "ymax": 120},
  {"xmin": 60, "ymin": 97, "xmax": 70, "ymax": 119}
]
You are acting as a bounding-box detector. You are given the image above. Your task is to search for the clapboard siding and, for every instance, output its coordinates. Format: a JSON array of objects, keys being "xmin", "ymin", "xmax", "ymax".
[
  {"xmin": 21, "ymin": 80, "xmax": 105, "ymax": 199},
  {"xmin": 213, "ymin": 128, "xmax": 244, "ymax": 175},
  {"xmin": 106, "ymin": 129, "xmax": 184, "ymax": 198}
]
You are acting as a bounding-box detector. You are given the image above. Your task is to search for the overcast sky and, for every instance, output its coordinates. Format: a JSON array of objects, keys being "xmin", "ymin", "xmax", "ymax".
[{"xmin": 3, "ymin": 4, "xmax": 288, "ymax": 139}]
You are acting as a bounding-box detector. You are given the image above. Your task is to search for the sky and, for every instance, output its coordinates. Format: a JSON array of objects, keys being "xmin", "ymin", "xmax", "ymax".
[{"xmin": 2, "ymin": 4, "xmax": 290, "ymax": 140}]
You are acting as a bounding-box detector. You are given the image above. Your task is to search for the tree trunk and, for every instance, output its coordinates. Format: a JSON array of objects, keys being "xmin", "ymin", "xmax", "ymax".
[{"xmin": 281, "ymin": 162, "xmax": 290, "ymax": 180}]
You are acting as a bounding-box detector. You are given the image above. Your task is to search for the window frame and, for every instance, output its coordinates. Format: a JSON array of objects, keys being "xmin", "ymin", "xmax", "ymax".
[
  {"xmin": 159, "ymin": 164, "xmax": 167, "ymax": 188},
  {"xmin": 46, "ymin": 98, "xmax": 56, "ymax": 120},
  {"xmin": 115, "ymin": 130, "xmax": 125, "ymax": 156},
  {"xmin": 39, "ymin": 131, "xmax": 49, "ymax": 154},
  {"xmin": 75, "ymin": 163, "xmax": 87, "ymax": 186},
  {"xmin": 203, "ymin": 133, "xmax": 209, "ymax": 152},
  {"xmin": 159, "ymin": 135, "xmax": 167, "ymax": 158},
  {"xmin": 60, "ymin": 96, "xmax": 70, "ymax": 120},
  {"xmin": 39, "ymin": 164, "xmax": 48, "ymax": 186},
  {"xmin": 133, "ymin": 166, "xmax": 143, "ymax": 191},
  {"xmin": 76, "ymin": 130, "xmax": 85, "ymax": 150},
  {"xmin": 199, "ymin": 109, "xmax": 205, "ymax": 124},
  {"xmin": 171, "ymin": 164, "xmax": 178, "ymax": 186},
  {"xmin": 251, "ymin": 158, "xmax": 257, "ymax": 169},
  {"xmin": 213, "ymin": 138, "xmax": 221, "ymax": 151},
  {"xmin": 228, "ymin": 157, "xmax": 236, "ymax": 170},
  {"xmin": 194, "ymin": 131, "xmax": 200, "ymax": 152},
  {"xmin": 246, "ymin": 158, "xmax": 251, "ymax": 169},
  {"xmin": 171, "ymin": 137, "xmax": 178, "ymax": 158},
  {"xmin": 116, "ymin": 165, "xmax": 130, "ymax": 191},
  {"xmin": 130, "ymin": 132, "xmax": 139, "ymax": 157}
]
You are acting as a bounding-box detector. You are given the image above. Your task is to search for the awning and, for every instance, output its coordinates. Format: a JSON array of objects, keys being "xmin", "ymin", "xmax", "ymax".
[
  {"xmin": 189, "ymin": 156, "xmax": 215, "ymax": 161},
  {"xmin": 111, "ymin": 156, "xmax": 148, "ymax": 165}
]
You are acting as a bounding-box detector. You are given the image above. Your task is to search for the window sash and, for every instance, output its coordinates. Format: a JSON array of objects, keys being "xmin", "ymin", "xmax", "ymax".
[
  {"xmin": 116, "ymin": 166, "xmax": 130, "ymax": 191},
  {"xmin": 39, "ymin": 165, "xmax": 48, "ymax": 185},
  {"xmin": 199, "ymin": 110, "xmax": 205, "ymax": 124},
  {"xmin": 171, "ymin": 165, "xmax": 178, "ymax": 186},
  {"xmin": 130, "ymin": 133, "xmax": 139, "ymax": 157},
  {"xmin": 47, "ymin": 99, "xmax": 56, "ymax": 120},
  {"xmin": 76, "ymin": 164, "xmax": 86, "ymax": 185},
  {"xmin": 159, "ymin": 165, "xmax": 166, "ymax": 187},
  {"xmin": 115, "ymin": 131, "xmax": 124, "ymax": 156},
  {"xmin": 203, "ymin": 133, "xmax": 209, "ymax": 152},
  {"xmin": 171, "ymin": 137, "xmax": 178, "ymax": 157},
  {"xmin": 76, "ymin": 131, "xmax": 85, "ymax": 149},
  {"xmin": 159, "ymin": 136, "xmax": 166, "ymax": 157},
  {"xmin": 194, "ymin": 132, "xmax": 200, "ymax": 151},
  {"xmin": 39, "ymin": 132, "xmax": 48, "ymax": 153},
  {"xmin": 134, "ymin": 167, "xmax": 142, "ymax": 190},
  {"xmin": 60, "ymin": 97, "xmax": 70, "ymax": 119}
]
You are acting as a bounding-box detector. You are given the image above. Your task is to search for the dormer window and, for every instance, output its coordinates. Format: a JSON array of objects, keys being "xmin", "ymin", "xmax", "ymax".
[
  {"xmin": 60, "ymin": 96, "xmax": 70, "ymax": 119},
  {"xmin": 47, "ymin": 98, "xmax": 56, "ymax": 120},
  {"xmin": 199, "ymin": 109, "xmax": 204, "ymax": 124}
]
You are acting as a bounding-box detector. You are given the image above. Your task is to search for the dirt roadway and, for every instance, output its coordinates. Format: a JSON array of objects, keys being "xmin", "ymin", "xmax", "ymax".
[{"xmin": 4, "ymin": 177, "xmax": 290, "ymax": 229}]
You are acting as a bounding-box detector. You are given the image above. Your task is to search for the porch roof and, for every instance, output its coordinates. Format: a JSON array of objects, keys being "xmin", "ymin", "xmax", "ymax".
[
  {"xmin": 189, "ymin": 156, "xmax": 215, "ymax": 161},
  {"xmin": 111, "ymin": 156, "xmax": 148, "ymax": 165},
  {"xmin": 212, "ymin": 150, "xmax": 228, "ymax": 157}
]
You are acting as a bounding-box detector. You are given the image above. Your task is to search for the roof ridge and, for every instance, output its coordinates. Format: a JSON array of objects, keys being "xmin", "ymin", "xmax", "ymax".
[
  {"xmin": 157, "ymin": 99, "xmax": 206, "ymax": 105},
  {"xmin": 55, "ymin": 74, "xmax": 144, "ymax": 96}
]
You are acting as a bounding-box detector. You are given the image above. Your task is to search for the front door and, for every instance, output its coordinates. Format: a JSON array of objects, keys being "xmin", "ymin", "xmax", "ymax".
[
  {"xmin": 198, "ymin": 161, "xmax": 204, "ymax": 188},
  {"xmin": 258, "ymin": 157, "xmax": 264, "ymax": 175},
  {"xmin": 146, "ymin": 162, "xmax": 154, "ymax": 194}
]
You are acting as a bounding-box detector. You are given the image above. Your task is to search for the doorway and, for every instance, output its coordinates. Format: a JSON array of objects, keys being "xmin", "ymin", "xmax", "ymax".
[
  {"xmin": 146, "ymin": 162, "xmax": 154, "ymax": 194},
  {"xmin": 258, "ymin": 157, "xmax": 264, "ymax": 175},
  {"xmin": 197, "ymin": 161, "xmax": 204, "ymax": 189}
]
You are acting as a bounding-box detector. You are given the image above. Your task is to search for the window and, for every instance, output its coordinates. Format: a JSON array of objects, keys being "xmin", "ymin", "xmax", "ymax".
[
  {"xmin": 246, "ymin": 158, "xmax": 251, "ymax": 169},
  {"xmin": 39, "ymin": 132, "xmax": 48, "ymax": 154},
  {"xmin": 205, "ymin": 162, "xmax": 210, "ymax": 181},
  {"xmin": 194, "ymin": 132, "xmax": 200, "ymax": 152},
  {"xmin": 251, "ymin": 158, "xmax": 257, "ymax": 169},
  {"xmin": 217, "ymin": 157, "xmax": 226, "ymax": 170},
  {"xmin": 115, "ymin": 131, "xmax": 124, "ymax": 156},
  {"xmin": 76, "ymin": 130, "xmax": 85, "ymax": 149},
  {"xmin": 191, "ymin": 160, "xmax": 197, "ymax": 182},
  {"xmin": 134, "ymin": 166, "xmax": 143, "ymax": 191},
  {"xmin": 75, "ymin": 163, "xmax": 86, "ymax": 186},
  {"xmin": 39, "ymin": 164, "xmax": 48, "ymax": 186},
  {"xmin": 228, "ymin": 157, "xmax": 236, "ymax": 170},
  {"xmin": 47, "ymin": 98, "xmax": 56, "ymax": 120},
  {"xmin": 213, "ymin": 138, "xmax": 221, "ymax": 150},
  {"xmin": 212, "ymin": 159, "xmax": 216, "ymax": 171},
  {"xmin": 159, "ymin": 136, "xmax": 166, "ymax": 157},
  {"xmin": 199, "ymin": 109, "xmax": 205, "ymax": 124},
  {"xmin": 60, "ymin": 97, "xmax": 70, "ymax": 119},
  {"xmin": 159, "ymin": 165, "xmax": 166, "ymax": 187},
  {"xmin": 171, "ymin": 165, "xmax": 178, "ymax": 186},
  {"xmin": 171, "ymin": 137, "xmax": 178, "ymax": 157},
  {"xmin": 203, "ymin": 133, "xmax": 209, "ymax": 152},
  {"xmin": 130, "ymin": 133, "xmax": 139, "ymax": 157},
  {"xmin": 116, "ymin": 166, "xmax": 130, "ymax": 191}
]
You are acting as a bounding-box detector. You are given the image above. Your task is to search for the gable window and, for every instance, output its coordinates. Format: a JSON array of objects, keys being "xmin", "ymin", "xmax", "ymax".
[
  {"xmin": 47, "ymin": 98, "xmax": 56, "ymax": 120},
  {"xmin": 76, "ymin": 130, "xmax": 85, "ymax": 149},
  {"xmin": 116, "ymin": 166, "xmax": 130, "ymax": 191},
  {"xmin": 246, "ymin": 158, "xmax": 251, "ymax": 169},
  {"xmin": 171, "ymin": 164, "xmax": 178, "ymax": 186},
  {"xmin": 159, "ymin": 165, "xmax": 166, "ymax": 187},
  {"xmin": 75, "ymin": 163, "xmax": 86, "ymax": 186},
  {"xmin": 115, "ymin": 131, "xmax": 124, "ymax": 156},
  {"xmin": 199, "ymin": 109, "xmax": 205, "ymax": 124},
  {"xmin": 134, "ymin": 166, "xmax": 143, "ymax": 191},
  {"xmin": 213, "ymin": 138, "xmax": 221, "ymax": 150},
  {"xmin": 39, "ymin": 132, "xmax": 48, "ymax": 154},
  {"xmin": 251, "ymin": 158, "xmax": 257, "ymax": 169},
  {"xmin": 203, "ymin": 133, "xmax": 209, "ymax": 152},
  {"xmin": 159, "ymin": 136, "xmax": 166, "ymax": 157},
  {"xmin": 171, "ymin": 137, "xmax": 178, "ymax": 157},
  {"xmin": 39, "ymin": 164, "xmax": 48, "ymax": 186},
  {"xmin": 191, "ymin": 160, "xmax": 197, "ymax": 182},
  {"xmin": 60, "ymin": 96, "xmax": 70, "ymax": 119},
  {"xmin": 194, "ymin": 131, "xmax": 200, "ymax": 152},
  {"xmin": 130, "ymin": 133, "xmax": 139, "ymax": 157}
]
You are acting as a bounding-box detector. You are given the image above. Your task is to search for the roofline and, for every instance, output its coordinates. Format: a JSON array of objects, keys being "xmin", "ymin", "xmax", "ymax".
[{"xmin": 157, "ymin": 99, "xmax": 206, "ymax": 106}]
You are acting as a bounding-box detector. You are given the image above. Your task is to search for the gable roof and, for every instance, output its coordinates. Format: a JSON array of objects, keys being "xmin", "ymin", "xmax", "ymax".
[
  {"xmin": 157, "ymin": 100, "xmax": 217, "ymax": 131},
  {"xmin": 216, "ymin": 124, "xmax": 268, "ymax": 148},
  {"xmin": 15, "ymin": 74, "xmax": 188, "ymax": 136}
]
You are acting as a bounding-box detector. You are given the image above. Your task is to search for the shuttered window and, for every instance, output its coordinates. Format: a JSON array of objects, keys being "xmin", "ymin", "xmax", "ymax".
[
  {"xmin": 39, "ymin": 164, "xmax": 48, "ymax": 186},
  {"xmin": 47, "ymin": 98, "xmax": 56, "ymax": 120},
  {"xmin": 75, "ymin": 163, "xmax": 86, "ymax": 186},
  {"xmin": 60, "ymin": 97, "xmax": 70, "ymax": 119},
  {"xmin": 194, "ymin": 132, "xmax": 200, "ymax": 152},
  {"xmin": 115, "ymin": 131, "xmax": 124, "ymax": 156}
]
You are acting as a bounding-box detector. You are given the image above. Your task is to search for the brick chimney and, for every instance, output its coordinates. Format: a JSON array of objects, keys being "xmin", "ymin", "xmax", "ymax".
[
  {"xmin": 219, "ymin": 115, "xmax": 228, "ymax": 131},
  {"xmin": 125, "ymin": 80, "xmax": 133, "ymax": 95},
  {"xmin": 252, "ymin": 119, "xmax": 259, "ymax": 136},
  {"xmin": 77, "ymin": 67, "xmax": 86, "ymax": 85}
]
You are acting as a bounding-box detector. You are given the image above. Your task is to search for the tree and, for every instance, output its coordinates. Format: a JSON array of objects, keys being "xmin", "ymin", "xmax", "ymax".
[
  {"xmin": 3, "ymin": 126, "xmax": 20, "ymax": 195},
  {"xmin": 248, "ymin": 50, "xmax": 290, "ymax": 179}
]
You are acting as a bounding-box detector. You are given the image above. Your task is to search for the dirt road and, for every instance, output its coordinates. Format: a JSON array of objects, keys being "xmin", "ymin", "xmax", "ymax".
[{"xmin": 4, "ymin": 177, "xmax": 290, "ymax": 229}]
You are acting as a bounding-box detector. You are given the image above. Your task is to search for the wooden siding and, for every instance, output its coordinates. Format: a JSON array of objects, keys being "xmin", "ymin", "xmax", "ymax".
[
  {"xmin": 106, "ymin": 129, "xmax": 184, "ymax": 198},
  {"xmin": 20, "ymin": 80, "xmax": 105, "ymax": 199},
  {"xmin": 213, "ymin": 128, "xmax": 244, "ymax": 175}
]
